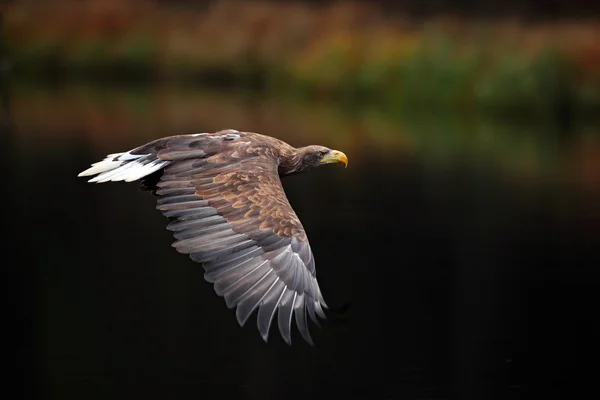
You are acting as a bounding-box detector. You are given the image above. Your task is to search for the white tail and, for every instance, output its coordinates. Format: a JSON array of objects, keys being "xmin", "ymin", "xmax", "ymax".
[{"xmin": 78, "ymin": 151, "xmax": 170, "ymax": 183}]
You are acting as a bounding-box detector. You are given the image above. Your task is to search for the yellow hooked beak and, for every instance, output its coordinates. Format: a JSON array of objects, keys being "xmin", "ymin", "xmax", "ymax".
[{"xmin": 321, "ymin": 150, "xmax": 348, "ymax": 168}]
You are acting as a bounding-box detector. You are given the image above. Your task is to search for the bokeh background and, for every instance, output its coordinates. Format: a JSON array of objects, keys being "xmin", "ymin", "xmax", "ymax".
[{"xmin": 4, "ymin": 0, "xmax": 600, "ymax": 399}]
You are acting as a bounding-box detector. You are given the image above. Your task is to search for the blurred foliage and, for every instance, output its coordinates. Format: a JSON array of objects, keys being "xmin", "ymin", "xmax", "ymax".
[
  {"xmin": 12, "ymin": 81, "xmax": 600, "ymax": 195},
  {"xmin": 4, "ymin": 0, "xmax": 600, "ymax": 118}
]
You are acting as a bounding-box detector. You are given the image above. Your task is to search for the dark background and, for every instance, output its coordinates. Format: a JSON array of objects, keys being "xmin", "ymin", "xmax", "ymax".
[{"xmin": 5, "ymin": 1, "xmax": 600, "ymax": 399}]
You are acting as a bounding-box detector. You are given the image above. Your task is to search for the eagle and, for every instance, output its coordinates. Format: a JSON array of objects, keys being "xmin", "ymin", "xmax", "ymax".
[{"xmin": 78, "ymin": 129, "xmax": 348, "ymax": 345}]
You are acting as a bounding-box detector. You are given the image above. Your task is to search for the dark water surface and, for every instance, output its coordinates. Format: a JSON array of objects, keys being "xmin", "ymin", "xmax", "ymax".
[{"xmin": 7, "ymin": 84, "xmax": 600, "ymax": 399}]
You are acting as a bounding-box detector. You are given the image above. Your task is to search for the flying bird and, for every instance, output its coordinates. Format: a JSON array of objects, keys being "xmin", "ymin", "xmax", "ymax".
[{"xmin": 78, "ymin": 129, "xmax": 348, "ymax": 345}]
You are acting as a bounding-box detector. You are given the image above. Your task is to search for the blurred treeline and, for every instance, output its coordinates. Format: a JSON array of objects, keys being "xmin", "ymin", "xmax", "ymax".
[{"xmin": 4, "ymin": 0, "xmax": 600, "ymax": 118}]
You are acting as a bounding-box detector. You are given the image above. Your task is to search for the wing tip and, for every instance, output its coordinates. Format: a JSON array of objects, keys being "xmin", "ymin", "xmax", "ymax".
[
  {"xmin": 280, "ymin": 333, "xmax": 292, "ymax": 346},
  {"xmin": 260, "ymin": 331, "xmax": 270, "ymax": 344},
  {"xmin": 303, "ymin": 334, "xmax": 315, "ymax": 347}
]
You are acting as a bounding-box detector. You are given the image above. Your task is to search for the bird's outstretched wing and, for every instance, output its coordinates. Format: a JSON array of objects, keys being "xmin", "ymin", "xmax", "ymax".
[{"xmin": 155, "ymin": 133, "xmax": 327, "ymax": 345}]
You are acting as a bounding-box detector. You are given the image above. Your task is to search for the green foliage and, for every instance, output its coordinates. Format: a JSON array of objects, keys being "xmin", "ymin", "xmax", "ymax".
[
  {"xmin": 475, "ymin": 47, "xmax": 577, "ymax": 117},
  {"xmin": 7, "ymin": 30, "xmax": 600, "ymax": 119},
  {"xmin": 67, "ymin": 39, "xmax": 112, "ymax": 69},
  {"xmin": 114, "ymin": 34, "xmax": 158, "ymax": 77},
  {"xmin": 384, "ymin": 35, "xmax": 483, "ymax": 110},
  {"xmin": 9, "ymin": 41, "xmax": 67, "ymax": 77}
]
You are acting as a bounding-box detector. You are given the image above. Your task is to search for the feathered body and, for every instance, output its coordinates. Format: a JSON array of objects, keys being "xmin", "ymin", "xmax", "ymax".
[{"xmin": 79, "ymin": 129, "xmax": 348, "ymax": 345}]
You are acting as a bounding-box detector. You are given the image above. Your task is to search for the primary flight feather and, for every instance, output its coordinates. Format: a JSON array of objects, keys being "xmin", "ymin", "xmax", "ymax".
[{"xmin": 78, "ymin": 129, "xmax": 348, "ymax": 345}]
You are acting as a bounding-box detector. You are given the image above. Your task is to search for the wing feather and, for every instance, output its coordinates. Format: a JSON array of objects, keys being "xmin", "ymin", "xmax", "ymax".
[
  {"xmin": 257, "ymin": 280, "xmax": 287, "ymax": 341},
  {"xmin": 278, "ymin": 291, "xmax": 296, "ymax": 345},
  {"xmin": 294, "ymin": 294, "xmax": 313, "ymax": 346}
]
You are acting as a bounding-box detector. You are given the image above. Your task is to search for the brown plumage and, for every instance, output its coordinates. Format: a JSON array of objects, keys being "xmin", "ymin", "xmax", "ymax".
[{"xmin": 78, "ymin": 129, "xmax": 348, "ymax": 345}]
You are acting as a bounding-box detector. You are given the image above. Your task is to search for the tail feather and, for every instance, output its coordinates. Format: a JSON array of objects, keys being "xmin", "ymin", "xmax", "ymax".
[
  {"xmin": 78, "ymin": 151, "xmax": 170, "ymax": 183},
  {"xmin": 78, "ymin": 152, "xmax": 127, "ymax": 177}
]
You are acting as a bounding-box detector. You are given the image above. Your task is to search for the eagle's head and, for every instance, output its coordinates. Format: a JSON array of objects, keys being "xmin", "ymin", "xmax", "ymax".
[{"xmin": 301, "ymin": 145, "xmax": 348, "ymax": 169}]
